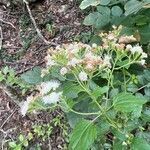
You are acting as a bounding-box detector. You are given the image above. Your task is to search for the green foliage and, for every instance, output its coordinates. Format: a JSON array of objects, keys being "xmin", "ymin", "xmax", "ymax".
[
  {"xmin": 69, "ymin": 119, "xmax": 97, "ymax": 150},
  {"xmin": 21, "ymin": 66, "xmax": 42, "ymax": 85},
  {"xmin": 0, "ymin": 66, "xmax": 31, "ymax": 94},
  {"xmin": 113, "ymin": 92, "xmax": 146, "ymax": 113},
  {"xmin": 22, "ymin": 28, "xmax": 150, "ymax": 149},
  {"xmin": 8, "ymin": 133, "xmax": 33, "ymax": 150},
  {"xmin": 80, "ymin": 0, "xmax": 150, "ymax": 44}
]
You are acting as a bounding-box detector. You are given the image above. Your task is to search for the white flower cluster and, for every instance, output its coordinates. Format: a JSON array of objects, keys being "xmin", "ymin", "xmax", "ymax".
[
  {"xmin": 40, "ymin": 80, "xmax": 60, "ymax": 95},
  {"xmin": 20, "ymin": 95, "xmax": 34, "ymax": 116},
  {"xmin": 39, "ymin": 80, "xmax": 62, "ymax": 105},
  {"xmin": 78, "ymin": 71, "xmax": 88, "ymax": 81},
  {"xmin": 126, "ymin": 45, "xmax": 147, "ymax": 65}
]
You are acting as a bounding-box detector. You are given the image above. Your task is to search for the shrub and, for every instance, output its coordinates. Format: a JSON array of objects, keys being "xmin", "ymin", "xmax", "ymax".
[
  {"xmin": 20, "ymin": 27, "xmax": 150, "ymax": 149},
  {"xmin": 79, "ymin": 0, "xmax": 150, "ymax": 44}
]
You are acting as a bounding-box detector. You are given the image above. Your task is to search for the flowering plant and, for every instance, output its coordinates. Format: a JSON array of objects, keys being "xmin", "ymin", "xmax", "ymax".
[{"xmin": 21, "ymin": 27, "xmax": 150, "ymax": 149}]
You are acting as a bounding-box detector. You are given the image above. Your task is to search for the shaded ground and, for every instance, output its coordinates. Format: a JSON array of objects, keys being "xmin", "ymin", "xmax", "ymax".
[{"xmin": 0, "ymin": 0, "xmax": 87, "ymax": 149}]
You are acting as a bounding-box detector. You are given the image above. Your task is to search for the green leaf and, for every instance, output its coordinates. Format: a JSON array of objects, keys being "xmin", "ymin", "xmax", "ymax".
[
  {"xmin": 131, "ymin": 137, "xmax": 150, "ymax": 150},
  {"xmin": 97, "ymin": 6, "xmax": 111, "ymax": 16},
  {"xmin": 21, "ymin": 67, "xmax": 42, "ymax": 84},
  {"xmin": 99, "ymin": 0, "xmax": 110, "ymax": 6},
  {"xmin": 63, "ymin": 82, "xmax": 83, "ymax": 99},
  {"xmin": 83, "ymin": 12, "xmax": 110, "ymax": 28},
  {"xmin": 9, "ymin": 142, "xmax": 17, "ymax": 148},
  {"xmin": 79, "ymin": 0, "xmax": 100, "ymax": 10},
  {"xmin": 19, "ymin": 134, "xmax": 24, "ymax": 142},
  {"xmin": 69, "ymin": 119, "xmax": 97, "ymax": 150},
  {"xmin": 113, "ymin": 92, "xmax": 147, "ymax": 113},
  {"xmin": 142, "ymin": 107, "xmax": 150, "ymax": 122},
  {"xmin": 92, "ymin": 86, "xmax": 109, "ymax": 99},
  {"xmin": 124, "ymin": 0, "xmax": 143, "ymax": 16},
  {"xmin": 111, "ymin": 6, "xmax": 123, "ymax": 17}
]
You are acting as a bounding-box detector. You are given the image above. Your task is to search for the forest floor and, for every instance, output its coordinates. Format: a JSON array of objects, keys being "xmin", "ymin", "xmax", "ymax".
[{"xmin": 0, "ymin": 0, "xmax": 88, "ymax": 149}]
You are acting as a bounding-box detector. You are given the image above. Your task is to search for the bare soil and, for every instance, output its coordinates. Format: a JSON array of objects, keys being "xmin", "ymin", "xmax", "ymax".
[{"xmin": 0, "ymin": 0, "xmax": 87, "ymax": 149}]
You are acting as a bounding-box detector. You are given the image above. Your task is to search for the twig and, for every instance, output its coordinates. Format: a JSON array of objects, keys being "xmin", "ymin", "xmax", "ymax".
[
  {"xmin": 0, "ymin": 26, "xmax": 2, "ymax": 50},
  {"xmin": 0, "ymin": 19, "xmax": 16, "ymax": 29},
  {"xmin": 23, "ymin": 0, "xmax": 56, "ymax": 46},
  {"xmin": 0, "ymin": 108, "xmax": 17, "ymax": 129}
]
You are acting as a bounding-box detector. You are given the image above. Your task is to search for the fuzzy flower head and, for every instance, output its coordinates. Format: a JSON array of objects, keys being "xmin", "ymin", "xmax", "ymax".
[
  {"xmin": 60, "ymin": 67, "xmax": 68, "ymax": 75},
  {"xmin": 20, "ymin": 95, "xmax": 33, "ymax": 116},
  {"xmin": 103, "ymin": 55, "xmax": 112, "ymax": 68},
  {"xmin": 45, "ymin": 55, "xmax": 56, "ymax": 67},
  {"xmin": 67, "ymin": 58, "xmax": 81, "ymax": 67},
  {"xmin": 130, "ymin": 45, "xmax": 143, "ymax": 54},
  {"xmin": 40, "ymin": 80, "xmax": 61, "ymax": 95},
  {"xmin": 79, "ymin": 71, "xmax": 88, "ymax": 81},
  {"xmin": 43, "ymin": 92, "xmax": 62, "ymax": 104}
]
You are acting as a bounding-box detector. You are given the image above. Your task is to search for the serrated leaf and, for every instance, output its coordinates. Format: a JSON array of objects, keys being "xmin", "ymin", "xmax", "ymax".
[
  {"xmin": 69, "ymin": 119, "xmax": 97, "ymax": 150},
  {"xmin": 79, "ymin": 0, "xmax": 100, "ymax": 10},
  {"xmin": 124, "ymin": 0, "xmax": 143, "ymax": 16},
  {"xmin": 21, "ymin": 67, "xmax": 42, "ymax": 84},
  {"xmin": 113, "ymin": 92, "xmax": 147, "ymax": 113},
  {"xmin": 131, "ymin": 137, "xmax": 150, "ymax": 150}
]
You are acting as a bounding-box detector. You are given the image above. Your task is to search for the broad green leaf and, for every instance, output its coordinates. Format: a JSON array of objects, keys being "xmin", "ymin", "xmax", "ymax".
[
  {"xmin": 79, "ymin": 0, "xmax": 100, "ymax": 10},
  {"xmin": 124, "ymin": 0, "xmax": 143, "ymax": 16},
  {"xmin": 63, "ymin": 82, "xmax": 83, "ymax": 98},
  {"xmin": 84, "ymin": 12, "xmax": 110, "ymax": 28},
  {"xmin": 21, "ymin": 67, "xmax": 42, "ymax": 84},
  {"xmin": 66, "ymin": 112, "xmax": 83, "ymax": 128},
  {"xmin": 113, "ymin": 92, "xmax": 147, "ymax": 113},
  {"xmin": 99, "ymin": 0, "xmax": 110, "ymax": 6},
  {"xmin": 131, "ymin": 137, "xmax": 150, "ymax": 150},
  {"xmin": 97, "ymin": 120, "xmax": 110, "ymax": 136},
  {"xmin": 83, "ymin": 12, "xmax": 98, "ymax": 26},
  {"xmin": 111, "ymin": 6, "xmax": 123, "ymax": 17},
  {"xmin": 97, "ymin": 6, "xmax": 111, "ymax": 16},
  {"xmin": 69, "ymin": 119, "xmax": 97, "ymax": 150},
  {"xmin": 92, "ymin": 86, "xmax": 109, "ymax": 99}
]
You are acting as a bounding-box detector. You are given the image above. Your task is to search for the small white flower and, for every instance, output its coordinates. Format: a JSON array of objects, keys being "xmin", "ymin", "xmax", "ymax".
[
  {"xmin": 138, "ymin": 59, "xmax": 146, "ymax": 65},
  {"xmin": 122, "ymin": 141, "xmax": 127, "ymax": 146},
  {"xmin": 67, "ymin": 58, "xmax": 80, "ymax": 67},
  {"xmin": 92, "ymin": 43, "xmax": 97, "ymax": 48},
  {"xmin": 130, "ymin": 45, "xmax": 143, "ymax": 54},
  {"xmin": 126, "ymin": 44, "xmax": 132, "ymax": 50},
  {"xmin": 60, "ymin": 67, "xmax": 68, "ymax": 75},
  {"xmin": 141, "ymin": 52, "xmax": 148, "ymax": 58},
  {"xmin": 40, "ymin": 80, "xmax": 60, "ymax": 95},
  {"xmin": 20, "ymin": 96, "xmax": 33, "ymax": 116},
  {"xmin": 107, "ymin": 34, "xmax": 115, "ymax": 40},
  {"xmin": 43, "ymin": 92, "xmax": 62, "ymax": 104},
  {"xmin": 103, "ymin": 55, "xmax": 111, "ymax": 68},
  {"xmin": 78, "ymin": 71, "xmax": 88, "ymax": 81},
  {"xmin": 45, "ymin": 55, "xmax": 56, "ymax": 67}
]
